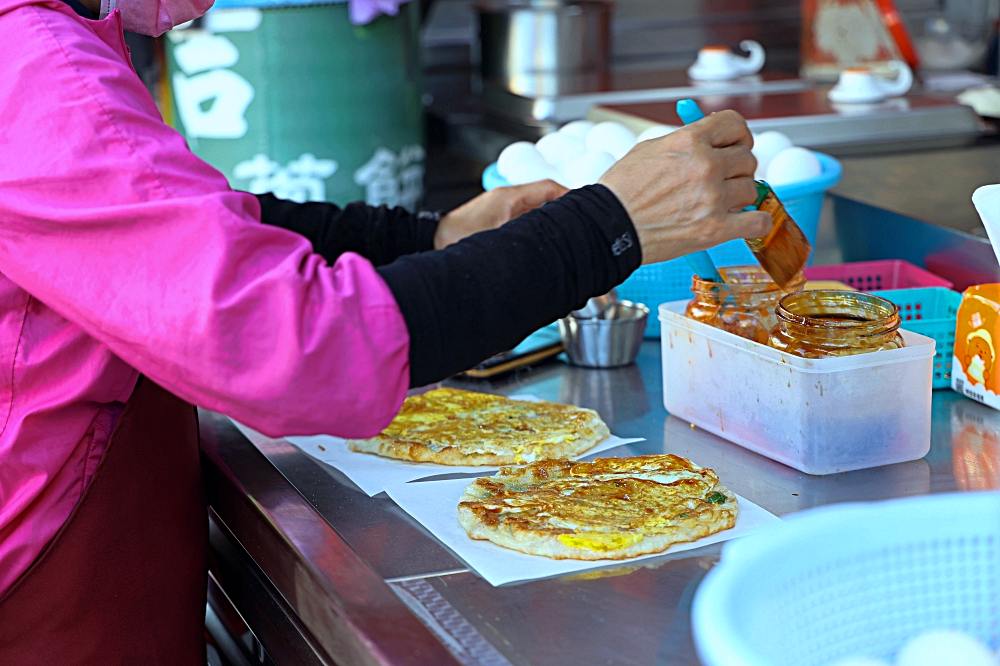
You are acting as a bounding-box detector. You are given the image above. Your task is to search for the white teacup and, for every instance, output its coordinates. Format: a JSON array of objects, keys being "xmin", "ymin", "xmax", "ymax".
[
  {"xmin": 828, "ymin": 62, "xmax": 913, "ymax": 104},
  {"xmin": 687, "ymin": 40, "xmax": 765, "ymax": 81}
]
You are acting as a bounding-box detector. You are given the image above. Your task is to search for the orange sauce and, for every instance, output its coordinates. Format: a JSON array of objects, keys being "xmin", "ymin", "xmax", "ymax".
[{"xmin": 685, "ymin": 266, "xmax": 804, "ymax": 344}]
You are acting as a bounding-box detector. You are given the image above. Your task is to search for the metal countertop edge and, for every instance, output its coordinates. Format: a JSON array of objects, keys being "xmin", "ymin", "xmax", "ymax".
[{"xmin": 199, "ymin": 410, "xmax": 460, "ymax": 666}]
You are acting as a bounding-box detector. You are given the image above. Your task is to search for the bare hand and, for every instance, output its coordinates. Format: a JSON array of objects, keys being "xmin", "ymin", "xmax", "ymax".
[
  {"xmin": 434, "ymin": 180, "xmax": 568, "ymax": 250},
  {"xmin": 598, "ymin": 110, "xmax": 771, "ymax": 264}
]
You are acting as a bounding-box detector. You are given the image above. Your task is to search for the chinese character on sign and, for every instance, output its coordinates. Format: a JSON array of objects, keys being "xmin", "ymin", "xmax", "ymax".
[
  {"xmin": 234, "ymin": 153, "xmax": 339, "ymax": 203},
  {"xmin": 354, "ymin": 144, "xmax": 425, "ymax": 212},
  {"xmin": 167, "ymin": 14, "xmax": 258, "ymax": 139}
]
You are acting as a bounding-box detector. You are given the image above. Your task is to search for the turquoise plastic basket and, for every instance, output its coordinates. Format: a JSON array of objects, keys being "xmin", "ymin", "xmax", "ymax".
[
  {"xmin": 482, "ymin": 152, "xmax": 843, "ymax": 338},
  {"xmin": 872, "ymin": 287, "xmax": 961, "ymax": 390},
  {"xmin": 693, "ymin": 493, "xmax": 1000, "ymax": 666}
]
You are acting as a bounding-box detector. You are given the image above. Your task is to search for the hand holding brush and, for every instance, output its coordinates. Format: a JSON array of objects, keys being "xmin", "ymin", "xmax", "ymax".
[{"xmin": 598, "ymin": 109, "xmax": 770, "ymax": 266}]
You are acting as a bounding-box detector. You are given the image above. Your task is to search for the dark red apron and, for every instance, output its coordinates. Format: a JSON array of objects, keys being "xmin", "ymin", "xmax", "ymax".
[{"xmin": 0, "ymin": 379, "xmax": 206, "ymax": 664}]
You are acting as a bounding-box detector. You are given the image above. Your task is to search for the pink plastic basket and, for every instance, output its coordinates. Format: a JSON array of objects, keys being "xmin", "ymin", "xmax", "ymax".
[{"xmin": 804, "ymin": 260, "xmax": 953, "ymax": 291}]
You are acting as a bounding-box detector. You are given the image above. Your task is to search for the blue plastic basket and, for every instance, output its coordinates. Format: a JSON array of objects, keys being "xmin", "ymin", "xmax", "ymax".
[
  {"xmin": 871, "ymin": 287, "xmax": 961, "ymax": 390},
  {"xmin": 483, "ymin": 151, "xmax": 842, "ymax": 338}
]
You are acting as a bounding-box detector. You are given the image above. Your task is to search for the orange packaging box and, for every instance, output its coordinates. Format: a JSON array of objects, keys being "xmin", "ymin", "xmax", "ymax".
[{"xmin": 953, "ymin": 284, "xmax": 1000, "ymax": 408}]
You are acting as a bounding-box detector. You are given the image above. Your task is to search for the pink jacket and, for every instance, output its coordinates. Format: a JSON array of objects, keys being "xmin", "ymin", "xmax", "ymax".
[{"xmin": 0, "ymin": 0, "xmax": 410, "ymax": 594}]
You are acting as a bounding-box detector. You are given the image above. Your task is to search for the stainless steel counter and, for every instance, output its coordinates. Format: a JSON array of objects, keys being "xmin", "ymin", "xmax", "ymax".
[
  {"xmin": 200, "ymin": 340, "xmax": 985, "ymax": 665},
  {"xmin": 835, "ymin": 143, "xmax": 1000, "ymax": 234},
  {"xmin": 200, "ymin": 139, "xmax": 1000, "ymax": 663}
]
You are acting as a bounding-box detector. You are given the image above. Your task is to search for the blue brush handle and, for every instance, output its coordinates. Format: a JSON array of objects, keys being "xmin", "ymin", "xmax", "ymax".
[
  {"xmin": 686, "ymin": 252, "xmax": 724, "ymax": 282},
  {"xmin": 676, "ymin": 98, "xmax": 706, "ymax": 125},
  {"xmin": 676, "ymin": 98, "xmax": 723, "ymax": 281}
]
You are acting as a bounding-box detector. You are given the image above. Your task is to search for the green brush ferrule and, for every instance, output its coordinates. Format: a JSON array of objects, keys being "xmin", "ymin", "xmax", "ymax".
[{"xmin": 753, "ymin": 181, "xmax": 772, "ymax": 209}]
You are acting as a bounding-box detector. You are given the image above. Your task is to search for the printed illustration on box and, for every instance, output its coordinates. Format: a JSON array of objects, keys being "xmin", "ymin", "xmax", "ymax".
[{"xmin": 953, "ymin": 285, "xmax": 1000, "ymax": 402}]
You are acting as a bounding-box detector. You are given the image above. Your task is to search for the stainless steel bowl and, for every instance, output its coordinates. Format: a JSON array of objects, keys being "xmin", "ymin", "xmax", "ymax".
[{"xmin": 559, "ymin": 300, "xmax": 648, "ymax": 368}]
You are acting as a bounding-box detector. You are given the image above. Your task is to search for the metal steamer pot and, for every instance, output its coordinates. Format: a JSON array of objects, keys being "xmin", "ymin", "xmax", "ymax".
[{"xmin": 476, "ymin": 0, "xmax": 613, "ymax": 92}]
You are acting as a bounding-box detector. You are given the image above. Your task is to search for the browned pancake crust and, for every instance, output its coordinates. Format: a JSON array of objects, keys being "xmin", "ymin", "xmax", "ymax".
[
  {"xmin": 458, "ymin": 454, "xmax": 738, "ymax": 560},
  {"xmin": 347, "ymin": 388, "xmax": 609, "ymax": 465}
]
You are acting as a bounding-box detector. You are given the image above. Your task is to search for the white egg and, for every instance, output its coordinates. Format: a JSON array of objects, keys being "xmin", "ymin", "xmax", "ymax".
[
  {"xmin": 896, "ymin": 630, "xmax": 997, "ymax": 666},
  {"xmin": 558, "ymin": 151, "xmax": 616, "ymax": 189},
  {"xmin": 826, "ymin": 658, "xmax": 891, "ymax": 666},
  {"xmin": 497, "ymin": 141, "xmax": 548, "ymax": 181},
  {"xmin": 535, "ymin": 132, "xmax": 586, "ymax": 166},
  {"xmin": 558, "ymin": 120, "xmax": 595, "ymax": 139},
  {"xmin": 765, "ymin": 147, "xmax": 822, "ymax": 186},
  {"xmin": 635, "ymin": 124, "xmax": 677, "ymax": 144},
  {"xmin": 585, "ymin": 122, "xmax": 636, "ymax": 160},
  {"xmin": 505, "ymin": 161, "xmax": 561, "ymax": 186},
  {"xmin": 751, "ymin": 131, "xmax": 793, "ymax": 179}
]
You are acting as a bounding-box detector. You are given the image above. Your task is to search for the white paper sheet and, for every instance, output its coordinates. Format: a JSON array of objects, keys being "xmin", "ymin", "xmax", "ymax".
[
  {"xmin": 232, "ymin": 395, "xmax": 643, "ymax": 496},
  {"xmin": 385, "ymin": 477, "xmax": 781, "ymax": 586},
  {"xmin": 285, "ymin": 431, "xmax": 642, "ymax": 497}
]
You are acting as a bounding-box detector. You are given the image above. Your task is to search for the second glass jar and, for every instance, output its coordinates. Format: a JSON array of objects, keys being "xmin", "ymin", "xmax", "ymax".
[{"xmin": 685, "ymin": 266, "xmax": 805, "ymax": 344}]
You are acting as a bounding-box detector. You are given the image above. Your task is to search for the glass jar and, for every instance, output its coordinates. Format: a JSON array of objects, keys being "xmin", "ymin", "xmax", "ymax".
[
  {"xmin": 769, "ymin": 289, "xmax": 905, "ymax": 358},
  {"xmin": 685, "ymin": 266, "xmax": 805, "ymax": 344}
]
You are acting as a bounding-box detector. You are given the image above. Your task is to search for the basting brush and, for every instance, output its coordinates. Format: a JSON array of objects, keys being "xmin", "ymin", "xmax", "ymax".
[
  {"xmin": 675, "ymin": 98, "xmax": 811, "ymax": 288},
  {"xmin": 675, "ymin": 99, "xmax": 724, "ymax": 282},
  {"xmin": 748, "ymin": 181, "xmax": 811, "ymax": 288}
]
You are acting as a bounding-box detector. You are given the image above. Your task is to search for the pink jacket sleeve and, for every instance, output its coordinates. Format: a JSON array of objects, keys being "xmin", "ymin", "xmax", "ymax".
[{"xmin": 0, "ymin": 4, "xmax": 410, "ymax": 438}]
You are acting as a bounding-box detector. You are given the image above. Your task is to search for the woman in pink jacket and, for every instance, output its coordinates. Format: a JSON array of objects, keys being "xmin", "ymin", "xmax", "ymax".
[{"xmin": 0, "ymin": 0, "xmax": 768, "ymax": 659}]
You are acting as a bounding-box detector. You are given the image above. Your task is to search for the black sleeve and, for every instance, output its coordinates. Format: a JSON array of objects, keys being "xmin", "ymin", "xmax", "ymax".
[
  {"xmin": 377, "ymin": 185, "xmax": 642, "ymax": 387},
  {"xmin": 255, "ymin": 193, "xmax": 440, "ymax": 266}
]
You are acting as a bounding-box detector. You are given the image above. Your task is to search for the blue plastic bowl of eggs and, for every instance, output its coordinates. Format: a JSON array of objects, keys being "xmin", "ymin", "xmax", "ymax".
[{"xmin": 483, "ymin": 120, "xmax": 843, "ymax": 338}]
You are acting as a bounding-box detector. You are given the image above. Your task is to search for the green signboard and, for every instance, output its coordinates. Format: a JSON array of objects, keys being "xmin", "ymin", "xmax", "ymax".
[{"xmin": 165, "ymin": 2, "xmax": 424, "ymax": 209}]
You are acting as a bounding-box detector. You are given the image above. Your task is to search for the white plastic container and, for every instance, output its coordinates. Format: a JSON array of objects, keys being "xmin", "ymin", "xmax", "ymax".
[
  {"xmin": 692, "ymin": 492, "xmax": 1000, "ymax": 666},
  {"xmin": 659, "ymin": 301, "xmax": 935, "ymax": 474}
]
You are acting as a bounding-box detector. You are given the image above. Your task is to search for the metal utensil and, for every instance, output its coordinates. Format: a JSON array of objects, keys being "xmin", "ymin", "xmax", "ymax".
[
  {"xmin": 571, "ymin": 289, "xmax": 618, "ymax": 319},
  {"xmin": 559, "ymin": 301, "xmax": 648, "ymax": 368},
  {"xmin": 476, "ymin": 0, "xmax": 612, "ymax": 93}
]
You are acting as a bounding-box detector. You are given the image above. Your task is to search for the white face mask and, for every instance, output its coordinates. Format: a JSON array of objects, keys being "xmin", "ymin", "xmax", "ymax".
[{"xmin": 100, "ymin": 0, "xmax": 214, "ymax": 37}]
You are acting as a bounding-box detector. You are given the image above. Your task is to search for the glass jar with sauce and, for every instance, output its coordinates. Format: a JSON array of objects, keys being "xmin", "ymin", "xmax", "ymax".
[
  {"xmin": 769, "ymin": 289, "xmax": 905, "ymax": 358},
  {"xmin": 685, "ymin": 266, "xmax": 805, "ymax": 344}
]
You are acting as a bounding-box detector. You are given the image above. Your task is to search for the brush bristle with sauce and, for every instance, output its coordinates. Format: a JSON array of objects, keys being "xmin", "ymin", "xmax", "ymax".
[{"xmin": 747, "ymin": 182, "xmax": 811, "ymax": 288}]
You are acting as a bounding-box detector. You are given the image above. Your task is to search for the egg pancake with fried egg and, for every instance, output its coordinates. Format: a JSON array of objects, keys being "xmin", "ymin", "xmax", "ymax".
[
  {"xmin": 347, "ymin": 388, "xmax": 610, "ymax": 465},
  {"xmin": 458, "ymin": 454, "xmax": 737, "ymax": 560}
]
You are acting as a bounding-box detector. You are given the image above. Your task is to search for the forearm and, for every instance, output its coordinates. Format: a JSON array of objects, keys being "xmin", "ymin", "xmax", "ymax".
[
  {"xmin": 378, "ymin": 185, "xmax": 641, "ymax": 386},
  {"xmin": 0, "ymin": 190, "xmax": 412, "ymax": 439},
  {"xmin": 256, "ymin": 193, "xmax": 439, "ymax": 266}
]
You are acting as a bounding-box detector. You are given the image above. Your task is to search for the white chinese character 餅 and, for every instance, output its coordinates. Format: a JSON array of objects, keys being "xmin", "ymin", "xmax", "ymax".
[{"xmin": 354, "ymin": 144, "xmax": 425, "ymax": 211}]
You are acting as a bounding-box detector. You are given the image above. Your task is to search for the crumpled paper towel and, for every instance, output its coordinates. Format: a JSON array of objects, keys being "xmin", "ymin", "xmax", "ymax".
[{"xmin": 957, "ymin": 86, "xmax": 1000, "ymax": 119}]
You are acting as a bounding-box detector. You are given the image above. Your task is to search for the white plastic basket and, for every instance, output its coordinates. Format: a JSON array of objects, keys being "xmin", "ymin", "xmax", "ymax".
[
  {"xmin": 692, "ymin": 492, "xmax": 1000, "ymax": 666},
  {"xmin": 659, "ymin": 301, "xmax": 935, "ymax": 474}
]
